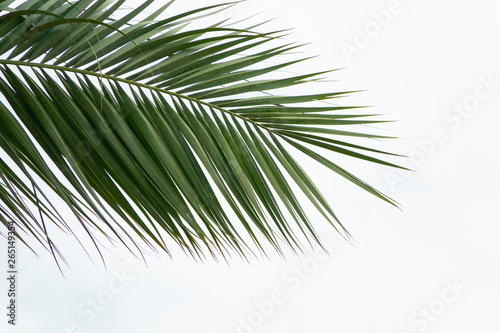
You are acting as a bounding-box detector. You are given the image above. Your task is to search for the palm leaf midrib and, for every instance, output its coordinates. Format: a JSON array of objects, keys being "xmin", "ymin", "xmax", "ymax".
[{"xmin": 0, "ymin": 59, "xmax": 275, "ymax": 133}]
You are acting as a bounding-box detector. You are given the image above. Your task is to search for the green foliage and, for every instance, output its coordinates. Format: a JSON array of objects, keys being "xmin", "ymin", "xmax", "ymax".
[{"xmin": 0, "ymin": 0, "xmax": 404, "ymax": 264}]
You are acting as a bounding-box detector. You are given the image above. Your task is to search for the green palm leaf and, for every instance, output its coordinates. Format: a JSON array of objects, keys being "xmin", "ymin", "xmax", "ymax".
[{"xmin": 0, "ymin": 0, "xmax": 405, "ymax": 264}]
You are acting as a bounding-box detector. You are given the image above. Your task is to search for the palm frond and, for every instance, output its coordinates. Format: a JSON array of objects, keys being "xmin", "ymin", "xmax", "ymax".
[{"xmin": 0, "ymin": 0, "xmax": 405, "ymax": 264}]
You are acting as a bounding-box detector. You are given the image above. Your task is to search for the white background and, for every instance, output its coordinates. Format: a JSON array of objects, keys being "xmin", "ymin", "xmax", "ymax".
[{"xmin": 2, "ymin": 0, "xmax": 500, "ymax": 332}]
